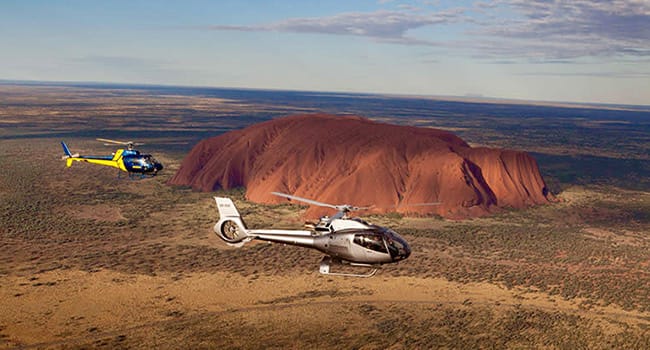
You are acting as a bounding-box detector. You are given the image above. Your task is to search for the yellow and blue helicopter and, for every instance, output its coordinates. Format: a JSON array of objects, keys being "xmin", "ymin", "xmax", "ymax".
[{"xmin": 61, "ymin": 138, "xmax": 163, "ymax": 178}]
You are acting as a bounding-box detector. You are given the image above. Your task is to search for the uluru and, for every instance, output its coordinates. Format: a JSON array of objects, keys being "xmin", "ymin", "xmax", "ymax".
[{"xmin": 168, "ymin": 114, "xmax": 554, "ymax": 219}]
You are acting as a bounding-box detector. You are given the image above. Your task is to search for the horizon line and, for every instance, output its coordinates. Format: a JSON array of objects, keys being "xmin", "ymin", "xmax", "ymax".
[{"xmin": 1, "ymin": 78, "xmax": 649, "ymax": 112}]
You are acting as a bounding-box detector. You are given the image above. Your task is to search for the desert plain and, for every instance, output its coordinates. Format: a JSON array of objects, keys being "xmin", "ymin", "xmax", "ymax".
[{"xmin": 0, "ymin": 83, "xmax": 649, "ymax": 349}]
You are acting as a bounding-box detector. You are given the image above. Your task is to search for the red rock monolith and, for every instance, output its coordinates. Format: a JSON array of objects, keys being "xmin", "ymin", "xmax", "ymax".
[{"xmin": 168, "ymin": 114, "xmax": 554, "ymax": 219}]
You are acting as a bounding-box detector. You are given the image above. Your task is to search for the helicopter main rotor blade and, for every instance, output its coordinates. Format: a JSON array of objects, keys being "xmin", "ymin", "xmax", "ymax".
[
  {"xmin": 347, "ymin": 205, "xmax": 374, "ymax": 211},
  {"xmin": 96, "ymin": 138, "xmax": 129, "ymax": 145},
  {"xmin": 358, "ymin": 202, "xmax": 442, "ymax": 211},
  {"xmin": 96, "ymin": 138, "xmax": 144, "ymax": 148},
  {"xmin": 271, "ymin": 192, "xmax": 436, "ymax": 212},
  {"xmin": 398, "ymin": 202, "xmax": 441, "ymax": 207},
  {"xmin": 271, "ymin": 192, "xmax": 338, "ymax": 209}
]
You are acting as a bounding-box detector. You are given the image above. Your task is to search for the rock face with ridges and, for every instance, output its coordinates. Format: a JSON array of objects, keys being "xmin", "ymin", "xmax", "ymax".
[{"xmin": 168, "ymin": 114, "xmax": 554, "ymax": 219}]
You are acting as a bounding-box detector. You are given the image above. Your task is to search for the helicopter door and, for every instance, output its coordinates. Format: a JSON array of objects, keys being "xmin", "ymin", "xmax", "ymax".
[
  {"xmin": 352, "ymin": 233, "xmax": 388, "ymax": 261},
  {"xmin": 326, "ymin": 233, "xmax": 350, "ymax": 258}
]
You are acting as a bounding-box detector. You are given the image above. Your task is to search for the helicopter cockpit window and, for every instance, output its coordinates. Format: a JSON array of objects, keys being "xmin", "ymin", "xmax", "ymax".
[
  {"xmin": 353, "ymin": 233, "xmax": 388, "ymax": 253},
  {"xmin": 383, "ymin": 228, "xmax": 409, "ymax": 258},
  {"xmin": 143, "ymin": 155, "xmax": 158, "ymax": 166}
]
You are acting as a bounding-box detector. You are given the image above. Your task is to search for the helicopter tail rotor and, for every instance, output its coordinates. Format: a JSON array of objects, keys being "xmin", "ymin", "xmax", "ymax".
[{"xmin": 213, "ymin": 197, "xmax": 252, "ymax": 247}]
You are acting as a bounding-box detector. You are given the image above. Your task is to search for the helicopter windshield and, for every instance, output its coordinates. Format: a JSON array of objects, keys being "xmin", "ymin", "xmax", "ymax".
[
  {"xmin": 142, "ymin": 155, "xmax": 157, "ymax": 166},
  {"xmin": 353, "ymin": 233, "xmax": 388, "ymax": 254},
  {"xmin": 383, "ymin": 228, "xmax": 410, "ymax": 260}
]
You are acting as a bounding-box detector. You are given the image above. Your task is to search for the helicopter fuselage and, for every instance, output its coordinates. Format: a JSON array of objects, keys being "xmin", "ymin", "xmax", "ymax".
[
  {"xmin": 248, "ymin": 221, "xmax": 408, "ymax": 264},
  {"xmin": 120, "ymin": 149, "xmax": 163, "ymax": 174},
  {"xmin": 62, "ymin": 142, "xmax": 163, "ymax": 175},
  {"xmin": 214, "ymin": 197, "xmax": 411, "ymax": 268}
]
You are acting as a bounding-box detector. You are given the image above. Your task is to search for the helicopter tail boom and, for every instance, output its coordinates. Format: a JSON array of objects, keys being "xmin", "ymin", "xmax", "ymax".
[{"xmin": 213, "ymin": 197, "xmax": 314, "ymax": 248}]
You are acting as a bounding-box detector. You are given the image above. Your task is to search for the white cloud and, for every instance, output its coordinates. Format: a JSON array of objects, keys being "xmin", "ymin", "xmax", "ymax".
[
  {"xmin": 205, "ymin": 1, "xmax": 650, "ymax": 61},
  {"xmin": 474, "ymin": 0, "xmax": 650, "ymax": 60},
  {"xmin": 208, "ymin": 9, "xmax": 463, "ymax": 44}
]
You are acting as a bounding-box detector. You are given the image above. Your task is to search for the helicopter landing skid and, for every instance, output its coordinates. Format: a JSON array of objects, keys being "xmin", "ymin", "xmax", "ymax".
[
  {"xmin": 319, "ymin": 256, "xmax": 378, "ymax": 278},
  {"xmin": 117, "ymin": 171, "xmax": 149, "ymax": 180}
]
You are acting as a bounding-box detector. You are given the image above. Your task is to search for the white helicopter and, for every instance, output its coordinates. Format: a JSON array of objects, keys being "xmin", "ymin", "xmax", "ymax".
[{"xmin": 214, "ymin": 192, "xmax": 422, "ymax": 277}]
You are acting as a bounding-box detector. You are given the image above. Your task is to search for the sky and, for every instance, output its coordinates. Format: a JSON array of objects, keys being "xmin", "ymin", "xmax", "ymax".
[{"xmin": 1, "ymin": 0, "xmax": 649, "ymax": 105}]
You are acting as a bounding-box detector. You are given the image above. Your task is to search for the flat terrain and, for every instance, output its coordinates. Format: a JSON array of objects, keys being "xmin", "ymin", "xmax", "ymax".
[{"xmin": 1, "ymin": 84, "xmax": 649, "ymax": 349}]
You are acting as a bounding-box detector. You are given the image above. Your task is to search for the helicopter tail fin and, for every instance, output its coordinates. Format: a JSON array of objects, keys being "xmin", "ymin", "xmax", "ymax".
[
  {"xmin": 60, "ymin": 141, "xmax": 80, "ymax": 167},
  {"xmin": 213, "ymin": 197, "xmax": 251, "ymax": 247},
  {"xmin": 61, "ymin": 141, "xmax": 72, "ymax": 157}
]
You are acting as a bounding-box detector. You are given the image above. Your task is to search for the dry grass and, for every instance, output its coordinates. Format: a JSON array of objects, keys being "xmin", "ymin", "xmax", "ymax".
[{"xmin": 1, "ymin": 137, "xmax": 648, "ymax": 349}]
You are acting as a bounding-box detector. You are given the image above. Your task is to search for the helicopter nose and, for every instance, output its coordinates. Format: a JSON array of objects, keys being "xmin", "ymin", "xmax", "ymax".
[
  {"xmin": 388, "ymin": 232, "xmax": 411, "ymax": 261},
  {"xmin": 403, "ymin": 243, "xmax": 411, "ymax": 259}
]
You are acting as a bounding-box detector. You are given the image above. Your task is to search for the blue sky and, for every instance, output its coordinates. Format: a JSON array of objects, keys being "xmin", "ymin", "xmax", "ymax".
[{"xmin": 1, "ymin": 0, "xmax": 649, "ymax": 105}]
